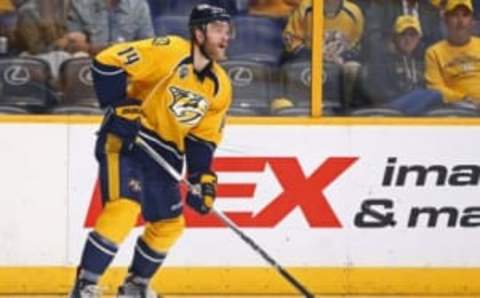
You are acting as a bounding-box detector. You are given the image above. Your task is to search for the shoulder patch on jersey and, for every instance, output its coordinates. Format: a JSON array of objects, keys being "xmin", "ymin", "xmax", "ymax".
[
  {"xmin": 152, "ymin": 37, "xmax": 171, "ymax": 46},
  {"xmin": 169, "ymin": 86, "xmax": 209, "ymax": 126}
]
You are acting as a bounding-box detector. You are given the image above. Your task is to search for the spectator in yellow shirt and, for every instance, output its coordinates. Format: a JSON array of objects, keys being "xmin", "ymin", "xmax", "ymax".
[
  {"xmin": 282, "ymin": 0, "xmax": 364, "ymax": 110},
  {"xmin": 283, "ymin": 0, "xmax": 364, "ymax": 62},
  {"xmin": 425, "ymin": 0, "xmax": 480, "ymax": 105}
]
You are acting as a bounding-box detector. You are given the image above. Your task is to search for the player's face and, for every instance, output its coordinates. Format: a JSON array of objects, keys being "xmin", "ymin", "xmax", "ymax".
[{"xmin": 203, "ymin": 20, "xmax": 233, "ymax": 61}]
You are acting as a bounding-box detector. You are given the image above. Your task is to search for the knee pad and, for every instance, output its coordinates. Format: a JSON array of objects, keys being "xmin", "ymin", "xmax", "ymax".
[
  {"xmin": 142, "ymin": 215, "xmax": 185, "ymax": 252},
  {"xmin": 94, "ymin": 198, "xmax": 141, "ymax": 245}
]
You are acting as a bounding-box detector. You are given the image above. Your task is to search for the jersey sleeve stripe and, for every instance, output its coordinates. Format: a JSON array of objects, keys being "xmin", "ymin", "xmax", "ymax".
[
  {"xmin": 138, "ymin": 130, "xmax": 184, "ymax": 160},
  {"xmin": 92, "ymin": 59, "xmax": 128, "ymax": 108},
  {"xmin": 91, "ymin": 61, "xmax": 126, "ymax": 76},
  {"xmin": 186, "ymin": 134, "xmax": 217, "ymax": 152}
]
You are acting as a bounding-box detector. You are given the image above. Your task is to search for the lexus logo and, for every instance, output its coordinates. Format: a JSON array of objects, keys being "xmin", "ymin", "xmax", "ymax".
[
  {"xmin": 79, "ymin": 65, "xmax": 93, "ymax": 86},
  {"xmin": 4, "ymin": 65, "xmax": 30, "ymax": 86},
  {"xmin": 301, "ymin": 68, "xmax": 311, "ymax": 86},
  {"xmin": 227, "ymin": 66, "xmax": 253, "ymax": 87}
]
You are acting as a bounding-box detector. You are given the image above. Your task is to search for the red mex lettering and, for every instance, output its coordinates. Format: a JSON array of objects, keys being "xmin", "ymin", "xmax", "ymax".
[{"xmin": 85, "ymin": 157, "xmax": 357, "ymax": 228}]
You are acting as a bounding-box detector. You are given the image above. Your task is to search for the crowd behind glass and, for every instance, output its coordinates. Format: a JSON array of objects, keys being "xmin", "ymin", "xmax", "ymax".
[{"xmin": 0, "ymin": 0, "xmax": 479, "ymax": 117}]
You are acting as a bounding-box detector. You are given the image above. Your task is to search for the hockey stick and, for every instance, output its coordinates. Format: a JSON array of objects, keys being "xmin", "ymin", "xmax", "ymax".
[{"xmin": 134, "ymin": 135, "xmax": 314, "ymax": 298}]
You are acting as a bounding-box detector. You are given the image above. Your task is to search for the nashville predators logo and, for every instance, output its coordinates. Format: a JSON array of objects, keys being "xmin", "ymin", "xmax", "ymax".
[
  {"xmin": 169, "ymin": 86, "xmax": 208, "ymax": 126},
  {"xmin": 128, "ymin": 179, "xmax": 142, "ymax": 193}
]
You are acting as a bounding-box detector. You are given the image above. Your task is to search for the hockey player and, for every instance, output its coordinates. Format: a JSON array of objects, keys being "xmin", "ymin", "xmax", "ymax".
[{"xmin": 69, "ymin": 4, "xmax": 233, "ymax": 298}]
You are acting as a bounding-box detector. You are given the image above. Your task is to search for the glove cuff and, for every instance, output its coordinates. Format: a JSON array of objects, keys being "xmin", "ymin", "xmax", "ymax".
[{"xmin": 188, "ymin": 170, "xmax": 217, "ymax": 184}]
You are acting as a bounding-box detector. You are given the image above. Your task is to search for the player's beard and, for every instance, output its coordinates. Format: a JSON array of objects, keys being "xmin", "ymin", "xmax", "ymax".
[{"xmin": 203, "ymin": 40, "xmax": 227, "ymax": 61}]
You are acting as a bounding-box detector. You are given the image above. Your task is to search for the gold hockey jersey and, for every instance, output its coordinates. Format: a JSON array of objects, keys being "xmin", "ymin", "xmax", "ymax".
[{"xmin": 94, "ymin": 36, "xmax": 232, "ymax": 152}]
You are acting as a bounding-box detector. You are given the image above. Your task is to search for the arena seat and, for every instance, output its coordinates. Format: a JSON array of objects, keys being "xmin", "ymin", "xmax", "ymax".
[
  {"xmin": 227, "ymin": 15, "xmax": 284, "ymax": 65},
  {"xmin": 153, "ymin": 15, "xmax": 190, "ymax": 38},
  {"xmin": 221, "ymin": 59, "xmax": 274, "ymax": 116},
  {"xmin": 424, "ymin": 103, "xmax": 480, "ymax": 117},
  {"xmin": 273, "ymin": 106, "xmax": 310, "ymax": 116},
  {"xmin": 0, "ymin": 105, "xmax": 29, "ymax": 114},
  {"xmin": 0, "ymin": 57, "xmax": 58, "ymax": 113},
  {"xmin": 148, "ymin": 0, "xmax": 239, "ymax": 17},
  {"xmin": 51, "ymin": 57, "xmax": 102, "ymax": 115},
  {"xmin": 281, "ymin": 61, "xmax": 311, "ymax": 108},
  {"xmin": 349, "ymin": 107, "xmax": 405, "ymax": 117}
]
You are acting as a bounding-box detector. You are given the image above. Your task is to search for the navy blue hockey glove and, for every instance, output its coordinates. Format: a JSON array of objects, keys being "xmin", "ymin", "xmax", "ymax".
[
  {"xmin": 186, "ymin": 171, "xmax": 217, "ymax": 215},
  {"xmin": 99, "ymin": 107, "xmax": 141, "ymax": 148}
]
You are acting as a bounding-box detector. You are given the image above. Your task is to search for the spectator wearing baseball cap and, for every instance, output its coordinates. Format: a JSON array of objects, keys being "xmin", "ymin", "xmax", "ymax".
[
  {"xmin": 444, "ymin": 0, "xmax": 473, "ymax": 12},
  {"xmin": 358, "ymin": 14, "xmax": 442, "ymax": 115},
  {"xmin": 425, "ymin": 0, "xmax": 480, "ymax": 107},
  {"xmin": 359, "ymin": 0, "xmax": 442, "ymax": 66},
  {"xmin": 430, "ymin": 0, "xmax": 480, "ymax": 18},
  {"xmin": 395, "ymin": 14, "xmax": 423, "ymax": 36}
]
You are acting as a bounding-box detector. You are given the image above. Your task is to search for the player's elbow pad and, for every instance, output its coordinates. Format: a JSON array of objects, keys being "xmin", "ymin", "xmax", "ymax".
[{"xmin": 91, "ymin": 59, "xmax": 128, "ymax": 108}]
